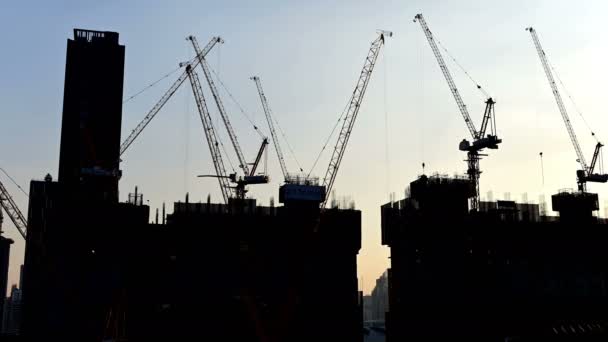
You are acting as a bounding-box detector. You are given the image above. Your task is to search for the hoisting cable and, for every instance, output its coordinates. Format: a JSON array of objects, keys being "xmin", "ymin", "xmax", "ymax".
[
  {"xmin": 600, "ymin": 148, "xmax": 605, "ymax": 174},
  {"xmin": 383, "ymin": 48, "xmax": 391, "ymax": 196},
  {"xmin": 207, "ymin": 64, "xmax": 266, "ymax": 140},
  {"xmin": 435, "ymin": 39, "xmax": 491, "ymax": 100},
  {"xmin": 271, "ymin": 115, "xmax": 305, "ymax": 173},
  {"xmin": 419, "ymin": 32, "xmax": 426, "ymax": 168},
  {"xmin": 183, "ymin": 44, "xmax": 191, "ymax": 193},
  {"xmin": 547, "ymin": 60, "xmax": 599, "ymax": 142},
  {"xmin": 264, "ymin": 143, "xmax": 268, "ymax": 175},
  {"xmin": 0, "ymin": 167, "xmax": 29, "ymax": 198},
  {"xmin": 306, "ymin": 100, "xmax": 351, "ymax": 179},
  {"xmin": 217, "ymin": 132, "xmax": 237, "ymax": 174},
  {"xmin": 183, "ymin": 84, "xmax": 191, "ymax": 194},
  {"xmin": 217, "ymin": 42, "xmax": 221, "ymax": 78},
  {"xmin": 122, "ymin": 65, "xmax": 183, "ymax": 105}
]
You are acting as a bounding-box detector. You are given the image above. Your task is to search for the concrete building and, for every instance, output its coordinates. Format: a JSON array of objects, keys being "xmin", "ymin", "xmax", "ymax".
[
  {"xmin": 155, "ymin": 197, "xmax": 362, "ymax": 341},
  {"xmin": 479, "ymin": 200, "xmax": 541, "ymax": 222},
  {"xmin": 382, "ymin": 174, "xmax": 608, "ymax": 341},
  {"xmin": 369, "ymin": 270, "xmax": 389, "ymax": 322}
]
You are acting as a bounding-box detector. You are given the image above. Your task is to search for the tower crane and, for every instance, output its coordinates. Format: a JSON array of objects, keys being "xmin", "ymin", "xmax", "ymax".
[
  {"xmin": 187, "ymin": 36, "xmax": 250, "ymax": 176},
  {"xmin": 526, "ymin": 27, "xmax": 608, "ymax": 192},
  {"xmin": 251, "ymin": 76, "xmax": 290, "ymax": 182},
  {"xmin": 414, "ymin": 13, "xmax": 501, "ymax": 211},
  {"xmin": 320, "ymin": 30, "xmax": 391, "ymax": 208},
  {"xmin": 186, "ymin": 64, "xmax": 234, "ymax": 204},
  {"xmin": 187, "ymin": 35, "xmax": 269, "ymax": 197},
  {"xmin": 119, "ymin": 36, "xmax": 223, "ymax": 156},
  {"xmin": 0, "ymin": 179, "xmax": 27, "ymax": 239},
  {"xmin": 190, "ymin": 64, "xmax": 268, "ymax": 201}
]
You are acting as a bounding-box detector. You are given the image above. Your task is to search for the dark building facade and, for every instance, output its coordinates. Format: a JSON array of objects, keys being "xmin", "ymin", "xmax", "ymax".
[
  {"xmin": 0, "ymin": 234, "xmax": 13, "ymax": 329},
  {"xmin": 2, "ymin": 285, "xmax": 22, "ymax": 336},
  {"xmin": 58, "ymin": 29, "xmax": 125, "ymax": 202},
  {"xmin": 22, "ymin": 193, "xmax": 362, "ymax": 340},
  {"xmin": 552, "ymin": 190, "xmax": 600, "ymax": 224},
  {"xmin": 22, "ymin": 178, "xmax": 149, "ymax": 338},
  {"xmin": 148, "ymin": 199, "xmax": 363, "ymax": 341},
  {"xmin": 21, "ymin": 28, "xmax": 363, "ymax": 341},
  {"xmin": 382, "ymin": 174, "xmax": 608, "ymax": 341},
  {"xmin": 369, "ymin": 270, "xmax": 389, "ymax": 322}
]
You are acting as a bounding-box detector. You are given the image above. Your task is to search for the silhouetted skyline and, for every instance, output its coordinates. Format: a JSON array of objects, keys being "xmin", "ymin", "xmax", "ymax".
[{"xmin": 2, "ymin": 0, "xmax": 608, "ymax": 295}]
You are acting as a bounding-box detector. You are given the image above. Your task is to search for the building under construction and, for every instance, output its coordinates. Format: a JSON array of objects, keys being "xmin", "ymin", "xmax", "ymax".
[
  {"xmin": 23, "ymin": 191, "xmax": 362, "ymax": 340},
  {"xmin": 382, "ymin": 174, "xmax": 608, "ymax": 341},
  {"xmin": 20, "ymin": 29, "xmax": 363, "ymax": 341}
]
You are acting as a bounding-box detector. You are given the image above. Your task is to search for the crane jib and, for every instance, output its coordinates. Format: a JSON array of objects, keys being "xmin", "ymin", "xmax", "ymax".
[
  {"xmin": 320, "ymin": 31, "xmax": 390, "ymax": 208},
  {"xmin": 527, "ymin": 27, "xmax": 588, "ymax": 172},
  {"xmin": 119, "ymin": 36, "xmax": 223, "ymax": 157}
]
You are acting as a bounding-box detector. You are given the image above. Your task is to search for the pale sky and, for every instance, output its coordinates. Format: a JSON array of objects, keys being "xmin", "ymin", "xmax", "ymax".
[{"xmin": 1, "ymin": 0, "xmax": 608, "ymax": 294}]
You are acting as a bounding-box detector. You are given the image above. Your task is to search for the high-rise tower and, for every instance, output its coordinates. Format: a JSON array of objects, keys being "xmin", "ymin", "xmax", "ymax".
[{"xmin": 58, "ymin": 29, "xmax": 125, "ymax": 202}]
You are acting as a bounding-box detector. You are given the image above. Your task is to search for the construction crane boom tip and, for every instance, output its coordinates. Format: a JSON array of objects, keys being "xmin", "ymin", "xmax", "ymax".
[{"xmin": 377, "ymin": 30, "xmax": 393, "ymax": 37}]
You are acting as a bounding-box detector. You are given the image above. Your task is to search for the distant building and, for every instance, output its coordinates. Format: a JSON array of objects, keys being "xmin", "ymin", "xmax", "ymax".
[
  {"xmin": 2, "ymin": 285, "xmax": 22, "ymax": 335},
  {"xmin": 363, "ymin": 295, "xmax": 373, "ymax": 321},
  {"xmin": 382, "ymin": 174, "xmax": 608, "ymax": 340},
  {"xmin": 369, "ymin": 270, "xmax": 389, "ymax": 322}
]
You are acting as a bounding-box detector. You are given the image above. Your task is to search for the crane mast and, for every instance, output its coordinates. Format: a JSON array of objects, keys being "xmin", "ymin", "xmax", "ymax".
[
  {"xmin": 120, "ymin": 36, "xmax": 223, "ymax": 156},
  {"xmin": 321, "ymin": 31, "xmax": 391, "ymax": 208},
  {"xmin": 187, "ymin": 36, "xmax": 250, "ymax": 176},
  {"xmin": 0, "ymin": 179, "xmax": 27, "ymax": 239},
  {"xmin": 527, "ymin": 27, "xmax": 607, "ymax": 191},
  {"xmin": 415, "ymin": 13, "xmax": 501, "ymax": 212},
  {"xmin": 251, "ymin": 76, "xmax": 289, "ymax": 182},
  {"xmin": 186, "ymin": 65, "xmax": 234, "ymax": 204}
]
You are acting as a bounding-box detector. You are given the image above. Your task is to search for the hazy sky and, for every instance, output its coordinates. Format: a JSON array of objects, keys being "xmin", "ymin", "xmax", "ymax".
[{"xmin": 1, "ymin": 0, "xmax": 608, "ymax": 294}]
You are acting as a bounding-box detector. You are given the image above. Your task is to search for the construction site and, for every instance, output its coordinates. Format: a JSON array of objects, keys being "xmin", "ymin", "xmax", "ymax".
[
  {"xmin": 379, "ymin": 15, "xmax": 608, "ymax": 342},
  {"xmin": 0, "ymin": 27, "xmax": 387, "ymax": 340},
  {"xmin": 1, "ymin": 6, "xmax": 608, "ymax": 342}
]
